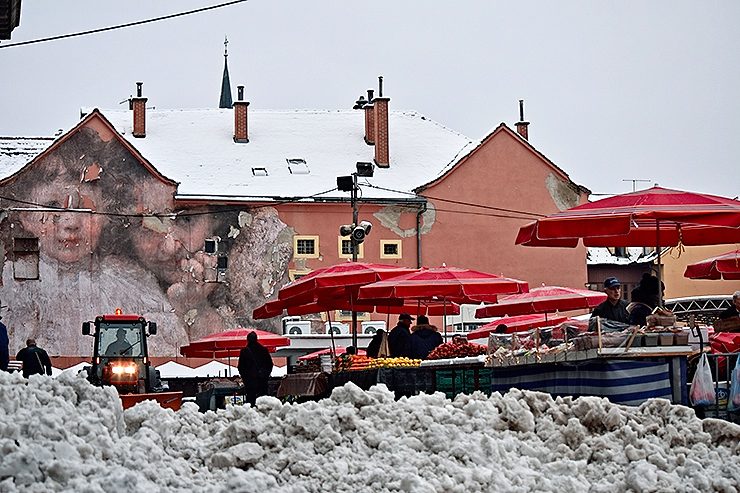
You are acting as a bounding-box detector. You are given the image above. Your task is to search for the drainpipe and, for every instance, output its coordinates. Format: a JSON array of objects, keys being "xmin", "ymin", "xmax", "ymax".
[{"xmin": 416, "ymin": 201, "xmax": 427, "ymax": 268}]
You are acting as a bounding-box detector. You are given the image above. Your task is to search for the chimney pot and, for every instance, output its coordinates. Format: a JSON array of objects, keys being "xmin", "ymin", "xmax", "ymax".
[
  {"xmin": 132, "ymin": 82, "xmax": 147, "ymax": 138},
  {"xmin": 378, "ymin": 76, "xmax": 383, "ymax": 97},
  {"xmin": 233, "ymin": 87, "xmax": 250, "ymax": 143},
  {"xmin": 367, "ymin": 89, "xmax": 374, "ymax": 102},
  {"xmin": 373, "ymin": 96, "xmax": 390, "ymax": 167},
  {"xmin": 515, "ymin": 99, "xmax": 530, "ymax": 140}
]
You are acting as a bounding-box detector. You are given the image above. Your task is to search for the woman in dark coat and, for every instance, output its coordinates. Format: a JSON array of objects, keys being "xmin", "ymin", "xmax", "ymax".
[{"xmin": 238, "ymin": 331, "xmax": 274, "ymax": 405}]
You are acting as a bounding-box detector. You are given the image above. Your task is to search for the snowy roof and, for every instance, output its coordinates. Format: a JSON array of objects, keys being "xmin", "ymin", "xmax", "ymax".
[
  {"xmin": 0, "ymin": 136, "xmax": 55, "ymax": 179},
  {"xmin": 96, "ymin": 108, "xmax": 477, "ymax": 200},
  {"xmin": 587, "ymin": 247, "xmax": 659, "ymax": 266}
]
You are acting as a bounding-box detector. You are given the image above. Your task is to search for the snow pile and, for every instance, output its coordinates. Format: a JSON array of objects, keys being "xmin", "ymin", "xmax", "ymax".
[{"xmin": 1, "ymin": 371, "xmax": 739, "ymax": 492}]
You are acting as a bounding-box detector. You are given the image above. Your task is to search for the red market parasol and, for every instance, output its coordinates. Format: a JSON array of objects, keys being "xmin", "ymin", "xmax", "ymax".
[
  {"xmin": 357, "ymin": 266, "xmax": 529, "ymax": 304},
  {"xmin": 180, "ymin": 328, "xmax": 290, "ymax": 358},
  {"xmin": 277, "ymin": 262, "xmax": 416, "ymax": 302},
  {"xmin": 466, "ymin": 314, "xmax": 569, "ymax": 341},
  {"xmin": 683, "ymin": 249, "xmax": 740, "ymax": 280},
  {"xmin": 516, "ymin": 186, "xmax": 740, "ymax": 248},
  {"xmin": 474, "ymin": 286, "xmax": 607, "ymax": 318}
]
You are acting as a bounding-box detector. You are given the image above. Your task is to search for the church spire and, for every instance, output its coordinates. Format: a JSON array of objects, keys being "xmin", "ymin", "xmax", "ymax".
[{"xmin": 219, "ymin": 36, "xmax": 233, "ymax": 109}]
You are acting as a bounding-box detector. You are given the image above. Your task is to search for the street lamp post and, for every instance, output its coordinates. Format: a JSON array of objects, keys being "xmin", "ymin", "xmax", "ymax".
[{"xmin": 337, "ymin": 162, "xmax": 374, "ymax": 349}]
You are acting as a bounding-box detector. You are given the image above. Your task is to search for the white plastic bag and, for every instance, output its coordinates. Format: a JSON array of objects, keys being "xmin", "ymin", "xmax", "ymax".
[
  {"xmin": 727, "ymin": 356, "xmax": 740, "ymax": 412},
  {"xmin": 690, "ymin": 353, "xmax": 716, "ymax": 407}
]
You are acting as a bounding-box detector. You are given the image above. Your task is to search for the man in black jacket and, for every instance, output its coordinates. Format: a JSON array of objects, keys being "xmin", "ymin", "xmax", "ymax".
[
  {"xmin": 238, "ymin": 331, "xmax": 274, "ymax": 406},
  {"xmin": 591, "ymin": 277, "xmax": 629, "ymax": 323},
  {"xmin": 408, "ymin": 316, "xmax": 443, "ymax": 359},
  {"xmin": 719, "ymin": 291, "xmax": 740, "ymax": 320},
  {"xmin": 16, "ymin": 339, "xmax": 52, "ymax": 378},
  {"xmin": 388, "ymin": 313, "xmax": 413, "ymax": 357}
]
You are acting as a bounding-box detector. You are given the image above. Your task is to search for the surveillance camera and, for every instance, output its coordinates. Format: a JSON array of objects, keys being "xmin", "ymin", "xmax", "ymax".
[
  {"xmin": 351, "ymin": 226, "xmax": 366, "ymax": 243},
  {"xmin": 359, "ymin": 220, "xmax": 372, "ymax": 235},
  {"xmin": 339, "ymin": 224, "xmax": 354, "ymax": 236}
]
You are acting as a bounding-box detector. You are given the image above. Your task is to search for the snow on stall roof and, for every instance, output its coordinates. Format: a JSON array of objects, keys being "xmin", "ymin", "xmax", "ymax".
[
  {"xmin": 1, "ymin": 371, "xmax": 739, "ymax": 491},
  {"xmin": 98, "ymin": 108, "xmax": 477, "ymax": 199},
  {"xmin": 587, "ymin": 247, "xmax": 658, "ymax": 266},
  {"xmin": 0, "ymin": 136, "xmax": 55, "ymax": 178},
  {"xmin": 155, "ymin": 361, "xmax": 201, "ymax": 379}
]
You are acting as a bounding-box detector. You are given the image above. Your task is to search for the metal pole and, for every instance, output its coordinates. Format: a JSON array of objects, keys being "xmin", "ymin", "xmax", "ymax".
[{"xmin": 351, "ymin": 173, "xmax": 359, "ymax": 349}]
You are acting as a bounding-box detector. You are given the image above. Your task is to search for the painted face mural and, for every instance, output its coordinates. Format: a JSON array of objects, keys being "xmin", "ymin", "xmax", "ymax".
[{"xmin": 0, "ymin": 125, "xmax": 293, "ymax": 356}]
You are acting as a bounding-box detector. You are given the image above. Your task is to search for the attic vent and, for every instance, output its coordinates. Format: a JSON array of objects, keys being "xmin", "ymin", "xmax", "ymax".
[
  {"xmin": 251, "ymin": 167, "xmax": 268, "ymax": 176},
  {"xmin": 287, "ymin": 158, "xmax": 309, "ymax": 175}
]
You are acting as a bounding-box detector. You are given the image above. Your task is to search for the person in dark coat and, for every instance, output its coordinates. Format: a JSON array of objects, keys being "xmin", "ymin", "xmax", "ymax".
[
  {"xmin": 16, "ymin": 339, "xmax": 52, "ymax": 378},
  {"xmin": 591, "ymin": 277, "xmax": 629, "ymax": 323},
  {"xmin": 388, "ymin": 313, "xmax": 413, "ymax": 358},
  {"xmin": 238, "ymin": 331, "xmax": 274, "ymax": 406},
  {"xmin": 627, "ymin": 273, "xmax": 664, "ymax": 326},
  {"xmin": 718, "ymin": 291, "xmax": 740, "ymax": 320},
  {"xmin": 408, "ymin": 316, "xmax": 443, "ymax": 359},
  {"xmin": 365, "ymin": 328, "xmax": 385, "ymax": 358}
]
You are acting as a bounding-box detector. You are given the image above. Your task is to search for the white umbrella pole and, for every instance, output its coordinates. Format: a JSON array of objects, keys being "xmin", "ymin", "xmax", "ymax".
[
  {"xmin": 443, "ymin": 297, "xmax": 448, "ymax": 342},
  {"xmin": 656, "ymin": 219, "xmax": 663, "ymax": 307}
]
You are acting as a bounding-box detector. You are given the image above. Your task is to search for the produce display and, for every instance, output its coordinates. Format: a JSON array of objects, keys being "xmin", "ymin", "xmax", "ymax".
[
  {"xmin": 334, "ymin": 354, "xmax": 423, "ymax": 371},
  {"xmin": 334, "ymin": 354, "xmax": 374, "ymax": 372},
  {"xmin": 427, "ymin": 339, "xmax": 487, "ymax": 360},
  {"xmin": 367, "ymin": 357, "xmax": 421, "ymax": 369}
]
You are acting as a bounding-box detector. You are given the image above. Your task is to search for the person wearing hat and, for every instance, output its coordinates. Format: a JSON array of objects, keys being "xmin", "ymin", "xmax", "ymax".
[
  {"xmin": 409, "ymin": 315, "xmax": 443, "ymax": 359},
  {"xmin": 590, "ymin": 277, "xmax": 629, "ymax": 323},
  {"xmin": 15, "ymin": 339, "xmax": 52, "ymax": 378},
  {"xmin": 388, "ymin": 313, "xmax": 414, "ymax": 358}
]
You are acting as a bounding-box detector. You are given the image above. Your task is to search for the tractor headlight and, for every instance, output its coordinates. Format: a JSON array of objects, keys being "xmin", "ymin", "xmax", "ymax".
[{"xmin": 111, "ymin": 364, "xmax": 137, "ymax": 375}]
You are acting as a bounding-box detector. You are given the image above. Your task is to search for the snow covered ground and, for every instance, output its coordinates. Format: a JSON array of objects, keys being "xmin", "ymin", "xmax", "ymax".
[{"xmin": 1, "ymin": 370, "xmax": 738, "ymax": 492}]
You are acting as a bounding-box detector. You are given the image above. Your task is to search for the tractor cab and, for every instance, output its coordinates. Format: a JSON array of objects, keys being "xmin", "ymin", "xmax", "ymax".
[{"xmin": 83, "ymin": 309, "xmax": 161, "ymax": 394}]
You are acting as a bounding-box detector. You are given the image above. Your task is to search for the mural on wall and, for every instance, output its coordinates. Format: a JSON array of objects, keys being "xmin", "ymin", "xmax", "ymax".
[{"xmin": 0, "ymin": 125, "xmax": 293, "ymax": 357}]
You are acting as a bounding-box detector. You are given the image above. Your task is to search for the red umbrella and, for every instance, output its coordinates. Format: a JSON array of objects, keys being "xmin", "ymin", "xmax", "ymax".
[
  {"xmin": 475, "ymin": 286, "xmax": 607, "ymax": 318},
  {"xmin": 358, "ymin": 266, "xmax": 528, "ymax": 304},
  {"xmin": 517, "ymin": 186, "xmax": 740, "ymax": 248},
  {"xmin": 180, "ymin": 328, "xmax": 290, "ymax": 358},
  {"xmin": 466, "ymin": 314, "xmax": 569, "ymax": 340},
  {"xmin": 253, "ymin": 295, "xmax": 461, "ymax": 319},
  {"xmin": 277, "ymin": 262, "xmax": 416, "ymax": 301},
  {"xmin": 684, "ymin": 249, "xmax": 740, "ymax": 280}
]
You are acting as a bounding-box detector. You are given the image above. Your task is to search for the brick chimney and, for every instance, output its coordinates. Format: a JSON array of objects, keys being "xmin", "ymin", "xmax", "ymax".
[
  {"xmin": 233, "ymin": 85, "xmax": 250, "ymax": 143},
  {"xmin": 131, "ymin": 82, "xmax": 147, "ymax": 138},
  {"xmin": 373, "ymin": 77, "xmax": 389, "ymax": 167},
  {"xmin": 364, "ymin": 89, "xmax": 375, "ymax": 144},
  {"xmin": 515, "ymin": 99, "xmax": 530, "ymax": 141}
]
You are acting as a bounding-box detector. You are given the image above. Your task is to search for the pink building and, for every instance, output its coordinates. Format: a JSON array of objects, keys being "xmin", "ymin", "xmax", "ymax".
[{"xmin": 0, "ymin": 82, "xmax": 589, "ymax": 356}]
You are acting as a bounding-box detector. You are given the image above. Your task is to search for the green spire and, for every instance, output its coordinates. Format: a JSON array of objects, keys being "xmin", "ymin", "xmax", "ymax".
[{"xmin": 219, "ymin": 36, "xmax": 233, "ymax": 109}]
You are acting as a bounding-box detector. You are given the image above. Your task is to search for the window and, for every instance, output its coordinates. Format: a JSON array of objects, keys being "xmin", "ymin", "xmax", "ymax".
[
  {"xmin": 380, "ymin": 240, "xmax": 402, "ymax": 259},
  {"xmin": 13, "ymin": 237, "xmax": 39, "ymax": 280},
  {"xmin": 289, "ymin": 269, "xmax": 312, "ymax": 281},
  {"xmin": 293, "ymin": 235, "xmax": 319, "ymax": 258},
  {"xmin": 338, "ymin": 237, "xmax": 364, "ymax": 259}
]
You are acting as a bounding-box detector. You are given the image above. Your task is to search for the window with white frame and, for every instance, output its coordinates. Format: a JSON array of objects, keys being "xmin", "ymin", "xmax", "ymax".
[
  {"xmin": 380, "ymin": 240, "xmax": 402, "ymax": 259},
  {"xmin": 338, "ymin": 237, "xmax": 364, "ymax": 259},
  {"xmin": 293, "ymin": 235, "xmax": 319, "ymax": 258}
]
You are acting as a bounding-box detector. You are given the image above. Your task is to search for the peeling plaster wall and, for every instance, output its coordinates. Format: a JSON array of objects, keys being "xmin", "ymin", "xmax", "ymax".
[
  {"xmin": 373, "ymin": 203, "xmax": 435, "ymax": 238},
  {"xmin": 0, "ymin": 124, "xmax": 293, "ymax": 356},
  {"xmin": 545, "ymin": 173, "xmax": 582, "ymax": 211}
]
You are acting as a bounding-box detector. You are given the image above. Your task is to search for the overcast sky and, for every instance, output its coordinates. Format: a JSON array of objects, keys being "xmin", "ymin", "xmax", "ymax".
[{"xmin": 1, "ymin": 1, "xmax": 738, "ymax": 198}]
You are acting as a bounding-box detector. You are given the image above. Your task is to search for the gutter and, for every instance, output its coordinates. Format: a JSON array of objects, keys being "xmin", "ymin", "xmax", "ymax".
[{"xmin": 416, "ymin": 201, "xmax": 427, "ymax": 268}]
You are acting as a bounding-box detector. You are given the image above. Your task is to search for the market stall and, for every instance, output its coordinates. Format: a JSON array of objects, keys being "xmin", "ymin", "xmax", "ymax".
[{"xmin": 483, "ymin": 317, "xmax": 697, "ymax": 405}]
